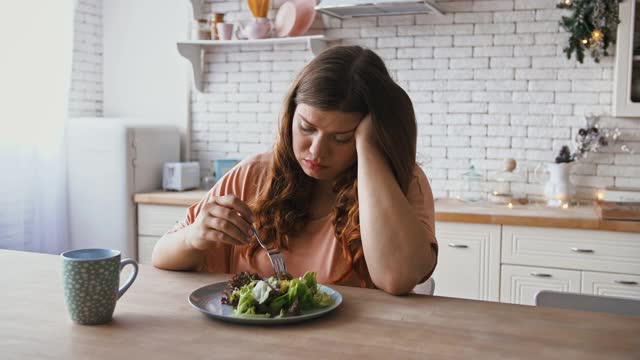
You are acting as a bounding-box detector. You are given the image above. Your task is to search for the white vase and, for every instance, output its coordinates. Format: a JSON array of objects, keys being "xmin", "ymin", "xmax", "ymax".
[{"xmin": 535, "ymin": 162, "xmax": 575, "ymax": 207}]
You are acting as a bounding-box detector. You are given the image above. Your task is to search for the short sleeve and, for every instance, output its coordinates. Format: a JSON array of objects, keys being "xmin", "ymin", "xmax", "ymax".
[
  {"xmin": 166, "ymin": 153, "xmax": 271, "ymax": 272},
  {"xmin": 405, "ymin": 165, "xmax": 438, "ymax": 283}
]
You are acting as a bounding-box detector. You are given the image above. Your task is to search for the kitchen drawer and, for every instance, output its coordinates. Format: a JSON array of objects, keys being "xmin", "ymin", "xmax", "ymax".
[
  {"xmin": 138, "ymin": 236, "xmax": 160, "ymax": 264},
  {"xmin": 500, "ymin": 264, "xmax": 581, "ymax": 305},
  {"xmin": 138, "ymin": 204, "xmax": 189, "ymax": 236},
  {"xmin": 582, "ymin": 271, "xmax": 640, "ymax": 300},
  {"xmin": 502, "ymin": 225, "xmax": 640, "ymax": 275},
  {"xmin": 431, "ymin": 222, "xmax": 501, "ymax": 301}
]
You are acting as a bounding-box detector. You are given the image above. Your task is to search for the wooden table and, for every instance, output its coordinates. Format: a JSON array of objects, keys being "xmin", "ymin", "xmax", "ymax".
[{"xmin": 2, "ymin": 250, "xmax": 639, "ymax": 359}]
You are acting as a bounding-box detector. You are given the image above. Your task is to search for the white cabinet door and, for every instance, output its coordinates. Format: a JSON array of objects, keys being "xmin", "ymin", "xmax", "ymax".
[
  {"xmin": 137, "ymin": 204, "xmax": 189, "ymax": 263},
  {"xmin": 502, "ymin": 225, "xmax": 640, "ymax": 275},
  {"xmin": 137, "ymin": 236, "xmax": 161, "ymax": 264},
  {"xmin": 432, "ymin": 222, "xmax": 501, "ymax": 301},
  {"xmin": 138, "ymin": 204, "xmax": 189, "ymax": 236},
  {"xmin": 500, "ymin": 264, "xmax": 581, "ymax": 305},
  {"xmin": 582, "ymin": 271, "xmax": 640, "ymax": 300}
]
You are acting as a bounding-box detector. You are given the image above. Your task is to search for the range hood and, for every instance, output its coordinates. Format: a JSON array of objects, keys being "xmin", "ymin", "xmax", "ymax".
[{"xmin": 315, "ymin": 0, "xmax": 443, "ymax": 19}]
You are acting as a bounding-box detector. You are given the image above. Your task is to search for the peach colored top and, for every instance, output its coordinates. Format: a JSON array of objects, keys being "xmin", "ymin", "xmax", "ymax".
[{"xmin": 171, "ymin": 152, "xmax": 438, "ymax": 288}]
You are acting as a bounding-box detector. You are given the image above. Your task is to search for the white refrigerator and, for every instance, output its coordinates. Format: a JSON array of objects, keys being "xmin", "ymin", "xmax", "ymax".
[{"xmin": 66, "ymin": 117, "xmax": 180, "ymax": 259}]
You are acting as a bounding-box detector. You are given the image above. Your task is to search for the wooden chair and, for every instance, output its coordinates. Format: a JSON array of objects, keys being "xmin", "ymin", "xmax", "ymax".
[{"xmin": 535, "ymin": 290, "xmax": 640, "ymax": 317}]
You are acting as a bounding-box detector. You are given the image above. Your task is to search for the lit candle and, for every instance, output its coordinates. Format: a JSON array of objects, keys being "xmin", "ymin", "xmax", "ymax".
[
  {"xmin": 508, "ymin": 202, "xmax": 513, "ymax": 209},
  {"xmin": 562, "ymin": 203, "xmax": 569, "ymax": 209},
  {"xmin": 596, "ymin": 191, "xmax": 604, "ymax": 201}
]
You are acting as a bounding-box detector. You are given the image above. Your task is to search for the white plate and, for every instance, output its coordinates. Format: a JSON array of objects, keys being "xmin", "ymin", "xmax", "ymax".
[{"xmin": 189, "ymin": 281, "xmax": 343, "ymax": 325}]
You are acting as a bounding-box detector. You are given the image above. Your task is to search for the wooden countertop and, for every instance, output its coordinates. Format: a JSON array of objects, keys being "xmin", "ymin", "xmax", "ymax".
[
  {"xmin": 134, "ymin": 190, "xmax": 208, "ymax": 206},
  {"xmin": 134, "ymin": 190, "xmax": 640, "ymax": 233},
  {"xmin": 3, "ymin": 249, "xmax": 639, "ymax": 360}
]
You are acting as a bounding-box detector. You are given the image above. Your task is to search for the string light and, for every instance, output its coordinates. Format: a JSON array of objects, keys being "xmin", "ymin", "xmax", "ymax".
[
  {"xmin": 557, "ymin": 0, "xmax": 622, "ymax": 63},
  {"xmin": 591, "ymin": 29, "xmax": 603, "ymax": 41}
]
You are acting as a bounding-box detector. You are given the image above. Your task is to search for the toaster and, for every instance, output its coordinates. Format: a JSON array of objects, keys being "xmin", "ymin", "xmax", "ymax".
[{"xmin": 162, "ymin": 162, "xmax": 200, "ymax": 191}]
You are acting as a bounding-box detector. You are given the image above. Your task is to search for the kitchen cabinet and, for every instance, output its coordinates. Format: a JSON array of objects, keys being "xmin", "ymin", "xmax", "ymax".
[
  {"xmin": 137, "ymin": 204, "xmax": 190, "ymax": 264},
  {"xmin": 501, "ymin": 225, "xmax": 640, "ymax": 275},
  {"xmin": 432, "ymin": 222, "xmax": 501, "ymax": 301},
  {"xmin": 582, "ymin": 271, "xmax": 640, "ymax": 299},
  {"xmin": 501, "ymin": 225, "xmax": 640, "ymax": 305},
  {"xmin": 613, "ymin": 0, "xmax": 640, "ymax": 116},
  {"xmin": 500, "ymin": 264, "xmax": 581, "ymax": 305}
]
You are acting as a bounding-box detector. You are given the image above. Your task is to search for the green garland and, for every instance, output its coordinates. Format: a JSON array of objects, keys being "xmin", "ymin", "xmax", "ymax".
[{"xmin": 557, "ymin": 0, "xmax": 622, "ymax": 63}]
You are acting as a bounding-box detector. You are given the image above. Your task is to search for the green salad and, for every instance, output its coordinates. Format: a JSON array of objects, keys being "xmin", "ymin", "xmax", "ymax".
[{"xmin": 221, "ymin": 271, "xmax": 335, "ymax": 318}]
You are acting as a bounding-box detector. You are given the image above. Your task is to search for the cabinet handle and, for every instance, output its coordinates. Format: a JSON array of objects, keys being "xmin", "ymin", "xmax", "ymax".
[
  {"xmin": 530, "ymin": 272, "xmax": 552, "ymax": 278},
  {"xmin": 570, "ymin": 248, "xmax": 594, "ymax": 253},
  {"xmin": 448, "ymin": 243, "xmax": 468, "ymax": 249},
  {"xmin": 614, "ymin": 280, "xmax": 638, "ymax": 286}
]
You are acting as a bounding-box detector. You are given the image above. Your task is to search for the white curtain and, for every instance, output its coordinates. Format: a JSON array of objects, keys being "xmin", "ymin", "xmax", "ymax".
[{"xmin": 0, "ymin": 1, "xmax": 77, "ymax": 254}]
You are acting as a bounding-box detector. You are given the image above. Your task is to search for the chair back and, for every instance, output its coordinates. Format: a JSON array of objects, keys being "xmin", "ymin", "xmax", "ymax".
[
  {"xmin": 535, "ymin": 290, "xmax": 640, "ymax": 317},
  {"xmin": 413, "ymin": 277, "xmax": 436, "ymax": 296}
]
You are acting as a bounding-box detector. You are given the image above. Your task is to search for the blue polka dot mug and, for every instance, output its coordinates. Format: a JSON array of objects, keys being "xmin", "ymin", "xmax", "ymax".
[{"xmin": 61, "ymin": 248, "xmax": 138, "ymax": 325}]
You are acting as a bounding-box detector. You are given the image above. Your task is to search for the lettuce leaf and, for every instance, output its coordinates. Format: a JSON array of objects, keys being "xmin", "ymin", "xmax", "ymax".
[
  {"xmin": 302, "ymin": 271, "xmax": 317, "ymax": 294},
  {"xmin": 228, "ymin": 271, "xmax": 334, "ymax": 318},
  {"xmin": 251, "ymin": 280, "xmax": 272, "ymax": 304},
  {"xmin": 234, "ymin": 281, "xmax": 257, "ymax": 316},
  {"xmin": 312, "ymin": 290, "xmax": 334, "ymax": 307}
]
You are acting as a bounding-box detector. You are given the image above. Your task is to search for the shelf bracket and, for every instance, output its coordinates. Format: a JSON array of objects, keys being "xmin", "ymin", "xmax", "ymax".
[
  {"xmin": 177, "ymin": 36, "xmax": 326, "ymax": 92},
  {"xmin": 177, "ymin": 43, "xmax": 204, "ymax": 92}
]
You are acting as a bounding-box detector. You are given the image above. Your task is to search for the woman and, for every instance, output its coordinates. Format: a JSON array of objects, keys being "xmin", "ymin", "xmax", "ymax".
[{"xmin": 152, "ymin": 45, "xmax": 437, "ymax": 295}]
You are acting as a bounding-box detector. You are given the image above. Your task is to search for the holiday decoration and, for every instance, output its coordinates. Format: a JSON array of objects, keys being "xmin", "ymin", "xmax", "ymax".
[
  {"xmin": 557, "ymin": 0, "xmax": 622, "ymax": 63},
  {"xmin": 555, "ymin": 115, "xmax": 635, "ymax": 163}
]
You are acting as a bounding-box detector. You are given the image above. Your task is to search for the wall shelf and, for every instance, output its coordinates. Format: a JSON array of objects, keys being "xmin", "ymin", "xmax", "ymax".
[{"xmin": 177, "ymin": 35, "xmax": 327, "ymax": 92}]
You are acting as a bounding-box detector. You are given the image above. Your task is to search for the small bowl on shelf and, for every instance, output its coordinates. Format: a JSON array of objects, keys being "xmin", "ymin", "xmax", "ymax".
[{"xmin": 274, "ymin": 0, "xmax": 316, "ymax": 37}]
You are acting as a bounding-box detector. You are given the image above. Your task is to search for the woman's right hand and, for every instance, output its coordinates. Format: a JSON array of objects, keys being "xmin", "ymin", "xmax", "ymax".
[{"xmin": 185, "ymin": 194, "xmax": 254, "ymax": 250}]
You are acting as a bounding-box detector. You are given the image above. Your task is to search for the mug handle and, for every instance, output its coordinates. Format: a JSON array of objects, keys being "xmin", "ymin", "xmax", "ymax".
[
  {"xmin": 234, "ymin": 21, "xmax": 246, "ymax": 40},
  {"xmin": 117, "ymin": 259, "xmax": 138, "ymax": 300}
]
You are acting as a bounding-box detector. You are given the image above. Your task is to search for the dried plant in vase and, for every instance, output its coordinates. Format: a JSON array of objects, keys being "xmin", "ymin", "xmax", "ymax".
[
  {"xmin": 248, "ymin": 0, "xmax": 270, "ymax": 18},
  {"xmin": 538, "ymin": 115, "xmax": 635, "ymax": 207},
  {"xmin": 556, "ymin": 115, "xmax": 634, "ymax": 163}
]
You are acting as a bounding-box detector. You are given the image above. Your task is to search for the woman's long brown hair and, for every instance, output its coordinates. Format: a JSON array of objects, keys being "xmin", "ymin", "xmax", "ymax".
[{"xmin": 247, "ymin": 45, "xmax": 417, "ymax": 287}]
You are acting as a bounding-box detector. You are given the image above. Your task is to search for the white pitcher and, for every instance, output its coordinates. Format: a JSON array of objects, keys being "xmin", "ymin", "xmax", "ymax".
[
  {"xmin": 235, "ymin": 17, "xmax": 272, "ymax": 40},
  {"xmin": 534, "ymin": 162, "xmax": 575, "ymax": 207}
]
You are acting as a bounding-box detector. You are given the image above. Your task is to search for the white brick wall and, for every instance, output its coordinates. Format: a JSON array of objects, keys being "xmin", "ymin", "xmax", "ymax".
[
  {"xmin": 191, "ymin": 0, "xmax": 640, "ymax": 200},
  {"xmin": 69, "ymin": 0, "xmax": 103, "ymax": 117}
]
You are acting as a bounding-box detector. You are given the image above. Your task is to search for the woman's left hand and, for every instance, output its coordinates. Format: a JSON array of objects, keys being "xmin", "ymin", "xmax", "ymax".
[{"xmin": 354, "ymin": 113, "xmax": 376, "ymax": 149}]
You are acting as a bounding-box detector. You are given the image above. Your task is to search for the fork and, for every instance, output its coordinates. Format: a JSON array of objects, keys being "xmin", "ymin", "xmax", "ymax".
[{"xmin": 250, "ymin": 225, "xmax": 288, "ymax": 279}]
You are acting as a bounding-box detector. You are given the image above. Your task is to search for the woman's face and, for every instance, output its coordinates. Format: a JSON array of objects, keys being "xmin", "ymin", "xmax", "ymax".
[{"xmin": 292, "ymin": 104, "xmax": 363, "ymax": 182}]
